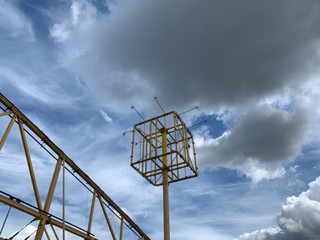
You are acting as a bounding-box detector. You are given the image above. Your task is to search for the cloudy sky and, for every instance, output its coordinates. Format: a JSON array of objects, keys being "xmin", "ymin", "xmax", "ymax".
[{"xmin": 1, "ymin": 0, "xmax": 320, "ymax": 239}]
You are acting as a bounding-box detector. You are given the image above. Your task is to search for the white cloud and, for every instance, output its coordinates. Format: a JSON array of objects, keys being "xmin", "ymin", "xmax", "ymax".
[
  {"xmin": 236, "ymin": 228, "xmax": 283, "ymax": 240},
  {"xmin": 49, "ymin": 0, "xmax": 98, "ymax": 43},
  {"xmin": 71, "ymin": 0, "xmax": 97, "ymax": 26},
  {"xmin": 100, "ymin": 110, "xmax": 113, "ymax": 123},
  {"xmin": 236, "ymin": 176, "xmax": 320, "ymax": 240},
  {"xmin": 50, "ymin": 23, "xmax": 70, "ymax": 42},
  {"xmin": 172, "ymin": 222, "xmax": 234, "ymax": 240},
  {"xmin": 0, "ymin": 0, "xmax": 34, "ymax": 40}
]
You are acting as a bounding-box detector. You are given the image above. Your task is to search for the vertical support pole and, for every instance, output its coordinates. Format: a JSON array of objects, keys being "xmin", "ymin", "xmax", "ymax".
[
  {"xmin": 130, "ymin": 128, "xmax": 135, "ymax": 166},
  {"xmin": 161, "ymin": 128, "xmax": 170, "ymax": 240},
  {"xmin": 0, "ymin": 114, "xmax": 16, "ymax": 151},
  {"xmin": 62, "ymin": 155, "xmax": 66, "ymax": 240}
]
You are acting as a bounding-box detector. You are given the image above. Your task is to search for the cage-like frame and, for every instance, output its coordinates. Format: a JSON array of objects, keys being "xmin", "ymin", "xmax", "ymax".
[{"xmin": 130, "ymin": 111, "xmax": 198, "ymax": 186}]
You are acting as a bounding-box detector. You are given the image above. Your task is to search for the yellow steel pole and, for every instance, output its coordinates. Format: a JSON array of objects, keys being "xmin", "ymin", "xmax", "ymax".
[{"xmin": 161, "ymin": 128, "xmax": 170, "ymax": 240}]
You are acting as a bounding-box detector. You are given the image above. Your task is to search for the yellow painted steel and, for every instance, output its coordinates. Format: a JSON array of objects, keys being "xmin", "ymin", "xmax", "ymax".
[
  {"xmin": 0, "ymin": 195, "xmax": 97, "ymax": 240},
  {"xmin": 131, "ymin": 110, "xmax": 199, "ymax": 240},
  {"xmin": 50, "ymin": 223, "xmax": 59, "ymax": 240},
  {"xmin": 0, "ymin": 93, "xmax": 150, "ymax": 240},
  {"xmin": 97, "ymin": 193, "xmax": 117, "ymax": 240},
  {"xmin": 119, "ymin": 216, "xmax": 124, "ymax": 240},
  {"xmin": 0, "ymin": 114, "xmax": 16, "ymax": 151},
  {"xmin": 87, "ymin": 190, "xmax": 96, "ymax": 235},
  {"xmin": 161, "ymin": 128, "xmax": 170, "ymax": 240},
  {"xmin": 36, "ymin": 156, "xmax": 63, "ymax": 239},
  {"xmin": 18, "ymin": 118, "xmax": 43, "ymax": 211},
  {"xmin": 131, "ymin": 111, "xmax": 198, "ymax": 186}
]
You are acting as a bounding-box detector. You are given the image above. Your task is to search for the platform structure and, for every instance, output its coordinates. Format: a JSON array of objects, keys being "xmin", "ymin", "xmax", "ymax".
[{"xmin": 130, "ymin": 111, "xmax": 198, "ymax": 240}]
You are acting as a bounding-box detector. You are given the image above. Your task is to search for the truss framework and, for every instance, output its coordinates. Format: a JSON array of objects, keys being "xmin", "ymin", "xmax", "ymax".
[
  {"xmin": 130, "ymin": 111, "xmax": 198, "ymax": 186},
  {"xmin": 0, "ymin": 93, "xmax": 150, "ymax": 240}
]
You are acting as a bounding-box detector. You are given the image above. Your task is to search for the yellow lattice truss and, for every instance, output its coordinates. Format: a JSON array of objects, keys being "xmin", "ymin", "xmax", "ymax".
[
  {"xmin": 131, "ymin": 111, "xmax": 198, "ymax": 186},
  {"xmin": 0, "ymin": 93, "xmax": 150, "ymax": 240}
]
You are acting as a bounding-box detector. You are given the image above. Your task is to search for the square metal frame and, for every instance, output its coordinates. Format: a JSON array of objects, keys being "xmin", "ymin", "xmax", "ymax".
[{"xmin": 130, "ymin": 111, "xmax": 198, "ymax": 186}]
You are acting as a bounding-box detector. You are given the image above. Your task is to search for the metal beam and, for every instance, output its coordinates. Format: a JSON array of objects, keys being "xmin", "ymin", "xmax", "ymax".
[
  {"xmin": 0, "ymin": 194, "xmax": 96, "ymax": 240},
  {"xmin": 87, "ymin": 190, "xmax": 96, "ymax": 235},
  {"xmin": 18, "ymin": 117, "xmax": 43, "ymax": 211},
  {"xmin": 0, "ymin": 114, "xmax": 16, "ymax": 151},
  {"xmin": 35, "ymin": 157, "xmax": 63, "ymax": 239},
  {"xmin": 97, "ymin": 193, "xmax": 117, "ymax": 240},
  {"xmin": 0, "ymin": 92, "xmax": 150, "ymax": 240}
]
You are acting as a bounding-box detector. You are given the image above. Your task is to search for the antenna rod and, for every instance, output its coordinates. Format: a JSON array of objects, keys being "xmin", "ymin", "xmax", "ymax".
[
  {"xmin": 179, "ymin": 106, "xmax": 199, "ymax": 115},
  {"xmin": 188, "ymin": 120, "xmax": 207, "ymax": 129},
  {"xmin": 122, "ymin": 130, "xmax": 133, "ymax": 136},
  {"xmin": 131, "ymin": 106, "xmax": 145, "ymax": 120},
  {"xmin": 154, "ymin": 97, "xmax": 165, "ymax": 114}
]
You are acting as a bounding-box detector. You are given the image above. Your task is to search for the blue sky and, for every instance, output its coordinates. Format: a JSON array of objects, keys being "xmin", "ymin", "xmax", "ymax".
[{"xmin": 1, "ymin": 0, "xmax": 320, "ymax": 239}]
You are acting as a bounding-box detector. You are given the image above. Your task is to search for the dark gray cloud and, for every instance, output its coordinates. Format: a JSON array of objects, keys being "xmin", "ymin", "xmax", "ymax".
[
  {"xmin": 51, "ymin": 0, "xmax": 320, "ymax": 181},
  {"xmin": 197, "ymin": 104, "xmax": 316, "ymax": 181},
  {"xmin": 202, "ymin": 105, "xmax": 312, "ymax": 164},
  {"xmin": 236, "ymin": 177, "xmax": 320, "ymax": 240},
  {"xmin": 74, "ymin": 0, "xmax": 320, "ymax": 109}
]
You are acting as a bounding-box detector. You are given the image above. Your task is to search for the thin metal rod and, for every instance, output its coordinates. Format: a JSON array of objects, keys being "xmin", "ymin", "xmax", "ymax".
[
  {"xmin": 9, "ymin": 219, "xmax": 34, "ymax": 239},
  {"xmin": 154, "ymin": 97, "xmax": 165, "ymax": 114},
  {"xmin": 43, "ymin": 224, "xmax": 51, "ymax": 240},
  {"xmin": 188, "ymin": 120, "xmax": 207, "ymax": 129},
  {"xmin": 25, "ymin": 229, "xmax": 37, "ymax": 239},
  {"xmin": 0, "ymin": 206, "xmax": 11, "ymax": 235},
  {"xmin": 50, "ymin": 223, "xmax": 59, "ymax": 240},
  {"xmin": 179, "ymin": 106, "xmax": 199, "ymax": 115},
  {"xmin": 122, "ymin": 130, "xmax": 133, "ymax": 136},
  {"xmin": 131, "ymin": 106, "xmax": 145, "ymax": 120}
]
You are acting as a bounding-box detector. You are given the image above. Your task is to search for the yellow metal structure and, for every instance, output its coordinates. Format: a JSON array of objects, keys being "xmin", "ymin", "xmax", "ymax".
[
  {"xmin": 0, "ymin": 93, "xmax": 150, "ymax": 240},
  {"xmin": 131, "ymin": 111, "xmax": 198, "ymax": 186},
  {"xmin": 131, "ymin": 111, "xmax": 198, "ymax": 240}
]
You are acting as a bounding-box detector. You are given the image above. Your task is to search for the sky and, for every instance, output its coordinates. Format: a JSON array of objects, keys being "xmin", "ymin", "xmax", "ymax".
[{"xmin": 1, "ymin": 0, "xmax": 320, "ymax": 239}]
